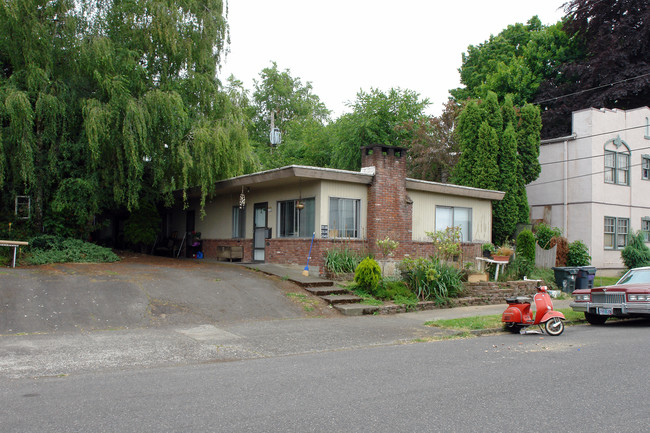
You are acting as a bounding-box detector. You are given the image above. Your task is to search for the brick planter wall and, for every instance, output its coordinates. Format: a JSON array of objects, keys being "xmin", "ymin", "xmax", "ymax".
[{"xmin": 453, "ymin": 280, "xmax": 552, "ymax": 306}]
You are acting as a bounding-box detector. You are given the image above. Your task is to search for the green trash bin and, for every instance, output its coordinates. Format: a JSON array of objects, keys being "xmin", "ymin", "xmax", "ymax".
[
  {"xmin": 576, "ymin": 266, "xmax": 597, "ymax": 290},
  {"xmin": 552, "ymin": 267, "xmax": 579, "ymax": 293}
]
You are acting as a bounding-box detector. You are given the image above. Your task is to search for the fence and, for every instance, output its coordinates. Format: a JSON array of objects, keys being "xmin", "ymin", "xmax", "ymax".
[{"xmin": 535, "ymin": 244, "xmax": 557, "ymax": 268}]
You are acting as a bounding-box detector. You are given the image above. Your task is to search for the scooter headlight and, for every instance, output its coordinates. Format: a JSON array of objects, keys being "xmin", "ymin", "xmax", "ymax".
[{"xmin": 574, "ymin": 294, "xmax": 590, "ymax": 302}]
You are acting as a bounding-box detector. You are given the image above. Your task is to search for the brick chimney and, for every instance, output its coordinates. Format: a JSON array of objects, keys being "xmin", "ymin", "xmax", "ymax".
[{"xmin": 361, "ymin": 145, "xmax": 412, "ymax": 247}]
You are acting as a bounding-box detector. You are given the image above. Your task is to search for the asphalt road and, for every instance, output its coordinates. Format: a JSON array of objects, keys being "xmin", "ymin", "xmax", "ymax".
[{"xmin": 1, "ymin": 319, "xmax": 649, "ymax": 433}]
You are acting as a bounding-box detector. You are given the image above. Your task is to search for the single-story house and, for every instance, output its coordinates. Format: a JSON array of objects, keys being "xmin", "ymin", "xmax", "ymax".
[
  {"xmin": 527, "ymin": 106, "xmax": 650, "ymax": 274},
  {"xmin": 164, "ymin": 145, "xmax": 504, "ymax": 273}
]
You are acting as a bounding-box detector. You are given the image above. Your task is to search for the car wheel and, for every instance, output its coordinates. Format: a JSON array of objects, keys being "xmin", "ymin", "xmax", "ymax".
[
  {"xmin": 545, "ymin": 317, "xmax": 564, "ymax": 336},
  {"xmin": 584, "ymin": 312, "xmax": 608, "ymax": 325}
]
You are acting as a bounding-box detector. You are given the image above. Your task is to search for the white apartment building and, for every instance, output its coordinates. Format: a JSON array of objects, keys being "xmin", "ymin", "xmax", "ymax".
[{"xmin": 527, "ymin": 106, "xmax": 650, "ymax": 274}]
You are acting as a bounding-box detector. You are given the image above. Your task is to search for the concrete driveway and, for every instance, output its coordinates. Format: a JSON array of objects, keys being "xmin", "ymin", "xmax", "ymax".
[{"xmin": 0, "ymin": 254, "xmax": 335, "ymax": 335}]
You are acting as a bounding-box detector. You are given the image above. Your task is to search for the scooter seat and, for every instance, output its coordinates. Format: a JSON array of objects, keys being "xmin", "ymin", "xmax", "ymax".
[{"xmin": 505, "ymin": 296, "xmax": 532, "ymax": 304}]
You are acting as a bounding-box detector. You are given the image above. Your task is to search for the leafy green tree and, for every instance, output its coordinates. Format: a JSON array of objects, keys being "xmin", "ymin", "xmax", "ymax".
[
  {"xmin": 451, "ymin": 16, "xmax": 583, "ymax": 106},
  {"xmin": 400, "ymin": 100, "xmax": 461, "ymax": 182},
  {"xmin": 0, "ymin": 0, "xmax": 251, "ymax": 235},
  {"xmin": 330, "ymin": 88, "xmax": 429, "ymax": 171},
  {"xmin": 249, "ymin": 62, "xmax": 330, "ymax": 169}
]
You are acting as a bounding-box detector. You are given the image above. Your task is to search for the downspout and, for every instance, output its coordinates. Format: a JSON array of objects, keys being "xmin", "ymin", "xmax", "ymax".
[
  {"xmin": 540, "ymin": 134, "xmax": 576, "ymax": 237},
  {"xmin": 562, "ymin": 140, "xmax": 569, "ymax": 236}
]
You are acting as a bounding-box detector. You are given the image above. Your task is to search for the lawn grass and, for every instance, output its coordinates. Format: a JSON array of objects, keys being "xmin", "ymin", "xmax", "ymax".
[{"xmin": 425, "ymin": 308, "xmax": 585, "ymax": 331}]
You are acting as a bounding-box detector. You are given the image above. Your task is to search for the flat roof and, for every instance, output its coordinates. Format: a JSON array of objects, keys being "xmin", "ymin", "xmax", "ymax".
[{"xmin": 183, "ymin": 164, "xmax": 504, "ymax": 201}]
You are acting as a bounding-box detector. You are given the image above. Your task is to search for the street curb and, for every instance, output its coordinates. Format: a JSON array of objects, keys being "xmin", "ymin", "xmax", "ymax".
[{"xmin": 449, "ymin": 319, "xmax": 588, "ymax": 337}]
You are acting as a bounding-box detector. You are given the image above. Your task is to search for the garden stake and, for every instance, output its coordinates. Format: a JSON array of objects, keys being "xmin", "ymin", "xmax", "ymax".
[{"xmin": 303, "ymin": 232, "xmax": 315, "ymax": 276}]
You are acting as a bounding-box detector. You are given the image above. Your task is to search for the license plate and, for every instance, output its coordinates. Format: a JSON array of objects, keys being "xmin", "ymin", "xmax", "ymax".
[{"xmin": 598, "ymin": 307, "xmax": 613, "ymax": 315}]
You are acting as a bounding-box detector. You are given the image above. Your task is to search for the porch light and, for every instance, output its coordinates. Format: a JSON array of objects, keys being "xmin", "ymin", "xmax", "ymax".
[
  {"xmin": 239, "ymin": 186, "xmax": 246, "ymax": 209},
  {"xmin": 296, "ymin": 201, "xmax": 305, "ymax": 210}
]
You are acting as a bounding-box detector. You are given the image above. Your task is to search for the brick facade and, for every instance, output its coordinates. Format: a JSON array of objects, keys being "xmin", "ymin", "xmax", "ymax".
[{"xmin": 362, "ymin": 145, "xmax": 412, "ymax": 254}]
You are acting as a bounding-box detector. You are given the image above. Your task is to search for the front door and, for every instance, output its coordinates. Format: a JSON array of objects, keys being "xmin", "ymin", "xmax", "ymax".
[{"xmin": 253, "ymin": 203, "xmax": 268, "ymax": 262}]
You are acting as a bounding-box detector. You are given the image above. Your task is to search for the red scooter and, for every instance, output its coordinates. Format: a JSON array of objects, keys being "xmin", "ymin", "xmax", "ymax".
[{"xmin": 502, "ymin": 285, "xmax": 565, "ymax": 336}]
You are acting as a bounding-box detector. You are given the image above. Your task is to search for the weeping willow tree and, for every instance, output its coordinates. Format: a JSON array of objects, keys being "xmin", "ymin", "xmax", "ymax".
[{"xmin": 0, "ymin": 0, "xmax": 252, "ymax": 235}]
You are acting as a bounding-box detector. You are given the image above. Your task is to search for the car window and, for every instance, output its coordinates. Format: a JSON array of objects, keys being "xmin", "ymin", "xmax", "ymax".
[{"xmin": 618, "ymin": 269, "xmax": 650, "ymax": 285}]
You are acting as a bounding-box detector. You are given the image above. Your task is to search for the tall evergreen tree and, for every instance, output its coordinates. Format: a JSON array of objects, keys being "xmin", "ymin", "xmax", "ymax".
[
  {"xmin": 493, "ymin": 122, "xmax": 520, "ymax": 244},
  {"xmin": 453, "ymin": 94, "xmax": 541, "ymax": 241},
  {"xmin": 451, "ymin": 100, "xmax": 482, "ymax": 185},
  {"xmin": 517, "ymin": 103, "xmax": 542, "ymax": 184},
  {"xmin": 473, "ymin": 121, "xmax": 499, "ymax": 191}
]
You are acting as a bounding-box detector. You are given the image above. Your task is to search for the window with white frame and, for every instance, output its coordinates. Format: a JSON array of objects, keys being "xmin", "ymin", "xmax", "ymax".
[
  {"xmin": 435, "ymin": 206, "xmax": 472, "ymax": 242},
  {"xmin": 604, "ymin": 216, "xmax": 629, "ymax": 250},
  {"xmin": 642, "ymin": 218, "xmax": 650, "ymax": 242},
  {"xmin": 642, "ymin": 155, "xmax": 650, "ymax": 180},
  {"xmin": 277, "ymin": 198, "xmax": 315, "ymax": 238},
  {"xmin": 329, "ymin": 197, "xmax": 361, "ymax": 238},
  {"xmin": 604, "ymin": 137, "xmax": 630, "ymax": 185},
  {"xmin": 232, "ymin": 206, "xmax": 246, "ymax": 238}
]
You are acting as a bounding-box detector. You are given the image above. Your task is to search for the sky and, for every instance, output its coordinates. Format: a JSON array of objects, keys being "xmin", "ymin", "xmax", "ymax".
[{"xmin": 220, "ymin": 0, "xmax": 568, "ymax": 118}]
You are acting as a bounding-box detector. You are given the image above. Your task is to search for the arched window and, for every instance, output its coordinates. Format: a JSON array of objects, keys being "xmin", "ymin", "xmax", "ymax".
[{"xmin": 604, "ymin": 136, "xmax": 630, "ymax": 185}]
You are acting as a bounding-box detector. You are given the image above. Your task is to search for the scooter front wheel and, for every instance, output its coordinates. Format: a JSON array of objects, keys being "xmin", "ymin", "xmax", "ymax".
[{"xmin": 544, "ymin": 317, "xmax": 564, "ymax": 336}]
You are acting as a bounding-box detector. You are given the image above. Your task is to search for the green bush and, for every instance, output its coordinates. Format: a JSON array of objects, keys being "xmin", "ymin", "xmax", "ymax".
[
  {"xmin": 398, "ymin": 257, "xmax": 463, "ymax": 302},
  {"xmin": 354, "ymin": 257, "xmax": 382, "ymax": 292},
  {"xmin": 503, "ymin": 255, "xmax": 534, "ymax": 280},
  {"xmin": 373, "ymin": 279, "xmax": 417, "ymax": 301},
  {"xmin": 621, "ymin": 231, "xmax": 650, "ymax": 269},
  {"xmin": 123, "ymin": 203, "xmax": 162, "ymax": 248},
  {"xmin": 567, "ymin": 240, "xmax": 591, "ymax": 266},
  {"xmin": 516, "ymin": 229, "xmax": 536, "ymax": 263},
  {"xmin": 25, "ymin": 235, "xmax": 120, "ymax": 265},
  {"xmin": 325, "ymin": 247, "xmax": 364, "ymax": 275},
  {"xmin": 535, "ymin": 223, "xmax": 562, "ymax": 249}
]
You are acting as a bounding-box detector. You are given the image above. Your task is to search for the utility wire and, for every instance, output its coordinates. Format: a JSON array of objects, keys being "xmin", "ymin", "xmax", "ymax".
[
  {"xmin": 528, "ymin": 162, "xmax": 645, "ymax": 187},
  {"xmin": 538, "ymin": 124, "xmax": 649, "ymax": 166},
  {"xmin": 533, "ymin": 72, "xmax": 650, "ymax": 105}
]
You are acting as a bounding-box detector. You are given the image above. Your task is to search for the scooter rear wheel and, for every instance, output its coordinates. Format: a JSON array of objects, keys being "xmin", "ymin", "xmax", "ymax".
[{"xmin": 544, "ymin": 317, "xmax": 564, "ymax": 336}]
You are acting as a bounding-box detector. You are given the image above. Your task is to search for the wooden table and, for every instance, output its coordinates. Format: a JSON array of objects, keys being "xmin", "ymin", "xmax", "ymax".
[
  {"xmin": 0, "ymin": 240, "xmax": 29, "ymax": 268},
  {"xmin": 476, "ymin": 257, "xmax": 509, "ymax": 281}
]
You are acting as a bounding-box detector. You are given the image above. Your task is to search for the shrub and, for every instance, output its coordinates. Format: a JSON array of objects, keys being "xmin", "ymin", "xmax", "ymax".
[
  {"xmin": 549, "ymin": 236, "xmax": 568, "ymax": 267},
  {"xmin": 354, "ymin": 257, "xmax": 382, "ymax": 292},
  {"xmin": 325, "ymin": 247, "xmax": 364, "ymax": 275},
  {"xmin": 373, "ymin": 279, "xmax": 417, "ymax": 302},
  {"xmin": 567, "ymin": 240, "xmax": 591, "ymax": 266},
  {"xmin": 535, "ymin": 223, "xmax": 562, "ymax": 249},
  {"xmin": 123, "ymin": 202, "xmax": 162, "ymax": 248},
  {"xmin": 426, "ymin": 226, "xmax": 462, "ymax": 261},
  {"xmin": 516, "ymin": 229, "xmax": 536, "ymax": 263},
  {"xmin": 399, "ymin": 257, "xmax": 463, "ymax": 302},
  {"xmin": 621, "ymin": 231, "xmax": 650, "ymax": 269},
  {"xmin": 504, "ymin": 255, "xmax": 534, "ymax": 280},
  {"xmin": 25, "ymin": 235, "xmax": 120, "ymax": 265}
]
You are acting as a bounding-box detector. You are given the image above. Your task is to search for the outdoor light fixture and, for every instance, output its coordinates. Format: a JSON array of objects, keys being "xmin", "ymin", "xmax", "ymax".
[{"xmin": 239, "ymin": 186, "xmax": 246, "ymax": 209}]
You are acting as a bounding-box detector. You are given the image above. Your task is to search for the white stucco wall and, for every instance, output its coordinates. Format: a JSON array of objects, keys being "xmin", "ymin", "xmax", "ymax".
[
  {"xmin": 527, "ymin": 106, "xmax": 650, "ymax": 271},
  {"xmin": 168, "ymin": 179, "xmax": 370, "ymax": 241}
]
